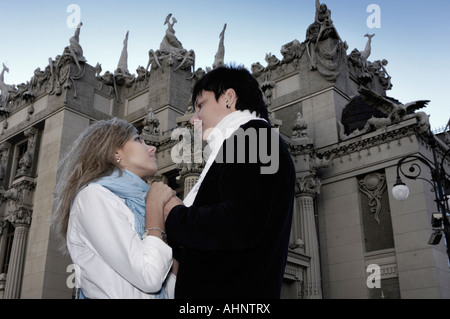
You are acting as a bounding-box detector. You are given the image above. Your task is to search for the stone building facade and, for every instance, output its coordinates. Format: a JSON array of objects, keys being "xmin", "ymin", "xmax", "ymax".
[{"xmin": 0, "ymin": 3, "xmax": 449, "ymax": 299}]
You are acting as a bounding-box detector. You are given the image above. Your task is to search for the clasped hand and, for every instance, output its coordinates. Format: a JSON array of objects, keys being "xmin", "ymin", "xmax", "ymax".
[{"xmin": 146, "ymin": 182, "xmax": 183, "ymax": 221}]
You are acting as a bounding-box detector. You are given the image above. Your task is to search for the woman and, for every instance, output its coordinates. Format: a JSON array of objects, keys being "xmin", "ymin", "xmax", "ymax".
[{"xmin": 52, "ymin": 118, "xmax": 177, "ymax": 299}]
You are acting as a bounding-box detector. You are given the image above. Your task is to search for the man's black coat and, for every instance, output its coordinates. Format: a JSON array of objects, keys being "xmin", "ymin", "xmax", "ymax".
[{"xmin": 165, "ymin": 120, "xmax": 295, "ymax": 299}]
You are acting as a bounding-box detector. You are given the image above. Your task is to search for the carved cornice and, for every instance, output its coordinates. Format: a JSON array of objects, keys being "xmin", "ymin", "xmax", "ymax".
[{"xmin": 318, "ymin": 121, "xmax": 421, "ymax": 161}]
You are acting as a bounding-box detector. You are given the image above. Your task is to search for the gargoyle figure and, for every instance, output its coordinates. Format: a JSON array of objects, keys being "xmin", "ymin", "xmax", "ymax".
[
  {"xmin": 358, "ymin": 87, "xmax": 430, "ymax": 132},
  {"xmin": 173, "ymin": 49, "xmax": 195, "ymax": 72},
  {"xmin": 147, "ymin": 49, "xmax": 163, "ymax": 73}
]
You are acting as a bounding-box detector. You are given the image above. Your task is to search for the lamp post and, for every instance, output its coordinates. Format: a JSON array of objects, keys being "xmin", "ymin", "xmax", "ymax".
[{"xmin": 391, "ymin": 132, "xmax": 450, "ymax": 262}]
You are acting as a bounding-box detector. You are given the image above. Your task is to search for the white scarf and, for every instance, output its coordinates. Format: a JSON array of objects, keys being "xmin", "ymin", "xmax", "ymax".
[{"xmin": 183, "ymin": 110, "xmax": 267, "ymax": 207}]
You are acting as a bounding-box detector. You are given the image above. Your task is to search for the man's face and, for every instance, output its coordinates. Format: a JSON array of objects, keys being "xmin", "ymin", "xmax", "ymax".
[{"xmin": 190, "ymin": 90, "xmax": 234, "ymax": 141}]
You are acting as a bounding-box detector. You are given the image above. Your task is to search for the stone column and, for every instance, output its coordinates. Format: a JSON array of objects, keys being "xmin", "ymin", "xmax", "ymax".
[
  {"xmin": 3, "ymin": 177, "xmax": 35, "ymax": 299},
  {"xmin": 173, "ymin": 111, "xmax": 204, "ymax": 200},
  {"xmin": 297, "ymin": 176, "xmax": 323, "ymax": 299},
  {"xmin": 3, "ymin": 211, "xmax": 32, "ymax": 299},
  {"xmin": 298, "ymin": 194, "xmax": 322, "ymax": 298},
  {"xmin": 0, "ymin": 219, "xmax": 6, "ymax": 298},
  {"xmin": 182, "ymin": 173, "xmax": 200, "ymax": 198}
]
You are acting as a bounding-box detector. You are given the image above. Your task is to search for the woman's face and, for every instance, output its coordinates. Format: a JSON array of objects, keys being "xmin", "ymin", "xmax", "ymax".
[{"xmin": 116, "ymin": 135, "xmax": 157, "ymax": 179}]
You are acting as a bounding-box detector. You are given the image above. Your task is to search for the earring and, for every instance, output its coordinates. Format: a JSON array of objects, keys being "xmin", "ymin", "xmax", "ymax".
[{"xmin": 117, "ymin": 156, "xmax": 121, "ymax": 163}]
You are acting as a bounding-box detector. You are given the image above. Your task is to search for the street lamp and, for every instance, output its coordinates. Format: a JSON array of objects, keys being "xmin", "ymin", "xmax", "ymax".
[{"xmin": 391, "ymin": 132, "xmax": 450, "ymax": 262}]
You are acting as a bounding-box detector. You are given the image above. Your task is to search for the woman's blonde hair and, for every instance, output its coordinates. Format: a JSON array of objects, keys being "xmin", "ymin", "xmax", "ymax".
[{"xmin": 52, "ymin": 118, "xmax": 138, "ymax": 251}]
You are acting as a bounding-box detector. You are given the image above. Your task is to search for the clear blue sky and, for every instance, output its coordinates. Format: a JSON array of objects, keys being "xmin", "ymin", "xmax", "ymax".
[{"xmin": 1, "ymin": 0, "xmax": 449, "ymax": 130}]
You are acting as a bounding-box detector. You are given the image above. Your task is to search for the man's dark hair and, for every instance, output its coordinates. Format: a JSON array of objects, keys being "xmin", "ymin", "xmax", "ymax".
[{"xmin": 192, "ymin": 65, "xmax": 269, "ymax": 121}]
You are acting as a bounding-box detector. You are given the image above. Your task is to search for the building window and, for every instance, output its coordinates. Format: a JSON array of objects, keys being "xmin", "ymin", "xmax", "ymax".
[
  {"xmin": 0, "ymin": 222, "xmax": 14, "ymax": 274},
  {"xmin": 10, "ymin": 139, "xmax": 28, "ymax": 181}
]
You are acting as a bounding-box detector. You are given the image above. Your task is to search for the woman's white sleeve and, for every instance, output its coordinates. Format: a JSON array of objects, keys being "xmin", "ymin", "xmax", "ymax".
[{"xmin": 73, "ymin": 185, "xmax": 173, "ymax": 293}]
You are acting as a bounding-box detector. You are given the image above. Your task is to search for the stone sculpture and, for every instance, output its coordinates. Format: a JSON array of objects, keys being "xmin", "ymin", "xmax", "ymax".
[
  {"xmin": 161, "ymin": 14, "xmax": 183, "ymax": 53},
  {"xmin": 213, "ymin": 24, "xmax": 227, "ymax": 70},
  {"xmin": 147, "ymin": 14, "xmax": 195, "ymax": 73},
  {"xmin": 339, "ymin": 87, "xmax": 431, "ymax": 141},
  {"xmin": 0, "ymin": 64, "xmax": 12, "ymax": 116}
]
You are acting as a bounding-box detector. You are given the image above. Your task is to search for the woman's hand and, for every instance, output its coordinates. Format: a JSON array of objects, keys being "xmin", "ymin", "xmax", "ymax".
[
  {"xmin": 146, "ymin": 182, "xmax": 176, "ymax": 210},
  {"xmin": 145, "ymin": 182, "xmax": 176, "ymax": 232}
]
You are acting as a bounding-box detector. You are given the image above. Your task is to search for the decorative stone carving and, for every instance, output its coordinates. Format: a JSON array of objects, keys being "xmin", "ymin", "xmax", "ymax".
[
  {"xmin": 324, "ymin": 122, "xmax": 423, "ymax": 162},
  {"xmin": 117, "ymin": 31, "xmax": 130, "ymax": 75},
  {"xmin": 212, "ymin": 24, "xmax": 227, "ymax": 70},
  {"xmin": 0, "ymin": 23, "xmax": 92, "ymax": 115},
  {"xmin": 348, "ymin": 34, "xmax": 375, "ymax": 85},
  {"xmin": 251, "ymin": 62, "xmax": 265, "ymax": 78},
  {"xmin": 3, "ymin": 177, "xmax": 36, "ymax": 229},
  {"xmin": 171, "ymin": 112, "xmax": 205, "ymax": 180},
  {"xmin": 146, "ymin": 14, "xmax": 196, "ymax": 74},
  {"xmin": 0, "ymin": 63, "xmax": 12, "ymax": 117},
  {"xmin": 296, "ymin": 175, "xmax": 322, "ymax": 196},
  {"xmin": 361, "ymin": 34, "xmax": 375, "ymax": 60},
  {"xmin": 265, "ymin": 53, "xmax": 281, "ymax": 71},
  {"xmin": 29, "ymin": 67, "xmax": 48, "ymax": 92},
  {"xmin": 65, "ymin": 22, "xmax": 86, "ymax": 71},
  {"xmin": 16, "ymin": 127, "xmax": 38, "ymax": 178},
  {"xmin": 281, "ymin": 39, "xmax": 305, "ymax": 65},
  {"xmin": 358, "ymin": 87, "xmax": 430, "ymax": 132},
  {"xmin": 114, "ymin": 31, "xmax": 136, "ymax": 90},
  {"xmin": 370, "ymin": 59, "xmax": 392, "ymax": 91},
  {"xmin": 0, "ymin": 142, "xmax": 11, "ymax": 190},
  {"xmin": 359, "ymin": 173, "xmax": 387, "ymax": 224},
  {"xmin": 338, "ymin": 87, "xmax": 431, "ymax": 141},
  {"xmin": 142, "ymin": 108, "xmax": 161, "ymax": 136},
  {"xmin": 42, "ymin": 23, "xmax": 87, "ymax": 100},
  {"xmin": 252, "ymin": 0, "xmax": 347, "ymax": 83},
  {"xmin": 292, "ymin": 112, "xmax": 309, "ymax": 139},
  {"xmin": 5, "ymin": 208, "xmax": 32, "ymax": 227},
  {"xmin": 304, "ymin": 0, "xmax": 346, "ymax": 80},
  {"xmin": 161, "ymin": 14, "xmax": 183, "ymax": 53},
  {"xmin": 347, "ymin": 33, "xmax": 393, "ymax": 91},
  {"xmin": 260, "ymin": 79, "xmax": 275, "ymax": 107}
]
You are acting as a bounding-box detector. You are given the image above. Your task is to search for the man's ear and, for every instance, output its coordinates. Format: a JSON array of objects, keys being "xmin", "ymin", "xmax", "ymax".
[{"xmin": 224, "ymin": 88, "xmax": 237, "ymax": 107}]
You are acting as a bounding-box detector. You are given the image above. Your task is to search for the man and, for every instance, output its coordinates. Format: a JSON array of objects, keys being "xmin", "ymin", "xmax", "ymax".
[{"xmin": 163, "ymin": 66, "xmax": 295, "ymax": 299}]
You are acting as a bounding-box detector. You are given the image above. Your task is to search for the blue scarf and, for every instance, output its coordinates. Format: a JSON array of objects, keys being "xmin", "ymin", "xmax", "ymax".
[{"xmin": 94, "ymin": 169, "xmax": 148, "ymax": 238}]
